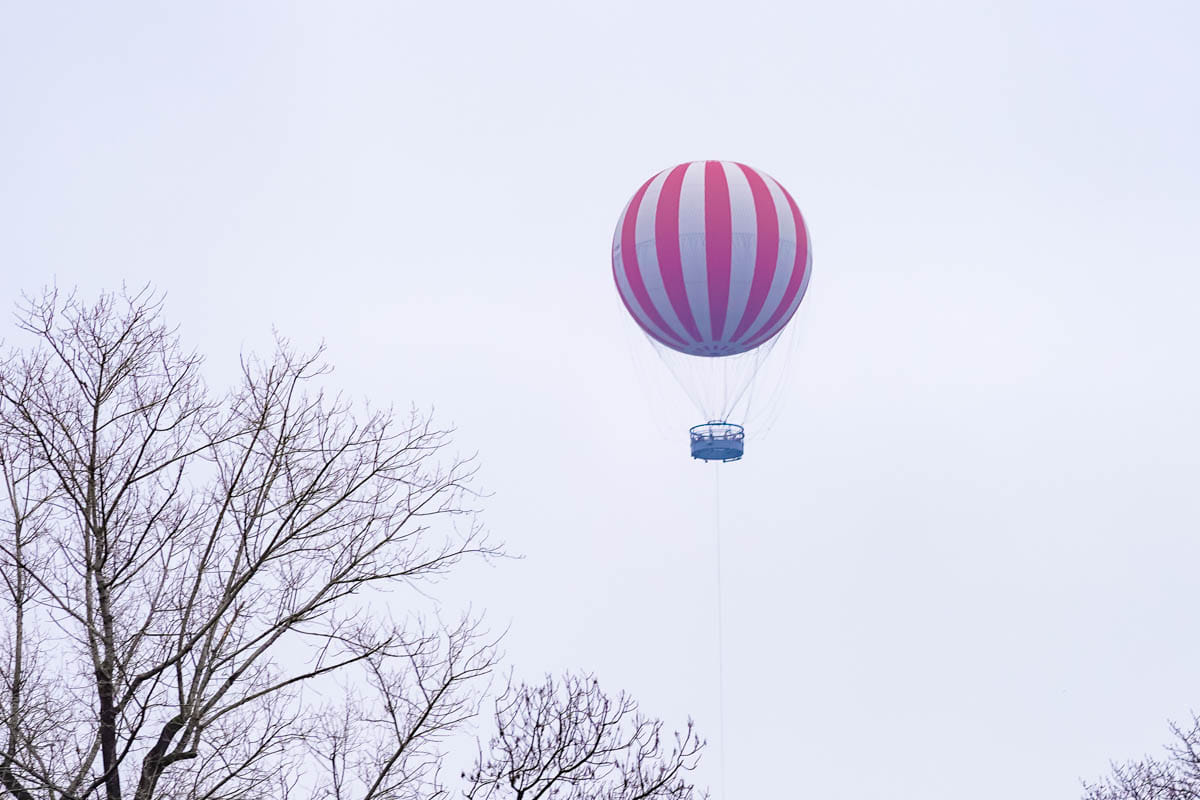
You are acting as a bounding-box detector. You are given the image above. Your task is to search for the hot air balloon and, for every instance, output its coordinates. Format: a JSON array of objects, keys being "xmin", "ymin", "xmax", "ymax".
[{"xmin": 612, "ymin": 161, "xmax": 811, "ymax": 461}]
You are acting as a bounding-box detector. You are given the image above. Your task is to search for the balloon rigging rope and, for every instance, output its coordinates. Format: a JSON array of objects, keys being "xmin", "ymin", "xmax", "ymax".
[
  {"xmin": 724, "ymin": 337, "xmax": 778, "ymax": 422},
  {"xmin": 714, "ymin": 463, "xmax": 727, "ymax": 800},
  {"xmin": 649, "ymin": 336, "xmax": 706, "ymax": 414}
]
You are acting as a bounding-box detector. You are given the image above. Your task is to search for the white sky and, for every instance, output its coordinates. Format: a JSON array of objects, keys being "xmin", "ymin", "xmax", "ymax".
[{"xmin": 2, "ymin": 2, "xmax": 1199, "ymax": 797}]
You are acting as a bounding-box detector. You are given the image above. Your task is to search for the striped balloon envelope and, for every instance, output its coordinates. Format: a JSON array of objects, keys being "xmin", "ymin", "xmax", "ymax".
[{"xmin": 612, "ymin": 161, "xmax": 811, "ymax": 357}]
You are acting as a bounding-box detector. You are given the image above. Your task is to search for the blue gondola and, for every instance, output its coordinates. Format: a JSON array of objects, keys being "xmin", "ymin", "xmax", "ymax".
[{"xmin": 689, "ymin": 421, "xmax": 745, "ymax": 462}]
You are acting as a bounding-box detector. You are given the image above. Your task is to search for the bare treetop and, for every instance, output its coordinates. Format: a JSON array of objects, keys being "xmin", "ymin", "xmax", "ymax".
[
  {"xmin": 466, "ymin": 674, "xmax": 706, "ymax": 800},
  {"xmin": 0, "ymin": 287, "xmax": 499, "ymax": 800},
  {"xmin": 0, "ymin": 287, "xmax": 707, "ymax": 800},
  {"xmin": 1083, "ymin": 715, "xmax": 1200, "ymax": 800}
]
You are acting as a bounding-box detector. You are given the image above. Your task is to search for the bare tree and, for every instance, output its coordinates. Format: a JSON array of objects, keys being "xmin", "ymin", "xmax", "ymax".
[
  {"xmin": 0, "ymin": 287, "xmax": 498, "ymax": 800},
  {"xmin": 466, "ymin": 674, "xmax": 707, "ymax": 800},
  {"xmin": 302, "ymin": 615, "xmax": 496, "ymax": 800},
  {"xmin": 1083, "ymin": 715, "xmax": 1200, "ymax": 800},
  {"xmin": 0, "ymin": 287, "xmax": 709, "ymax": 800}
]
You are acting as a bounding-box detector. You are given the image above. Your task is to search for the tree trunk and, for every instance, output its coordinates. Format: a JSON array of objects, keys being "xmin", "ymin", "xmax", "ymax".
[
  {"xmin": 133, "ymin": 715, "xmax": 187, "ymax": 800},
  {"xmin": 96, "ymin": 576, "xmax": 123, "ymax": 800}
]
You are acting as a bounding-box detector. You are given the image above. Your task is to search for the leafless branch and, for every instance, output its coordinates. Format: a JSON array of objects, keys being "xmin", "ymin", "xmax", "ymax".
[
  {"xmin": 0, "ymin": 288, "xmax": 499, "ymax": 800},
  {"xmin": 465, "ymin": 674, "xmax": 707, "ymax": 800},
  {"xmin": 1083, "ymin": 714, "xmax": 1200, "ymax": 800}
]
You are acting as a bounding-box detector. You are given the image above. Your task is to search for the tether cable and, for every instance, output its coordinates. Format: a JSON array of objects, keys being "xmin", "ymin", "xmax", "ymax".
[{"xmin": 713, "ymin": 463, "xmax": 727, "ymax": 800}]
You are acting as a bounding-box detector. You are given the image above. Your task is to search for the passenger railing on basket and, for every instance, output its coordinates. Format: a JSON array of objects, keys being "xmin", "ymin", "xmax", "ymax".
[{"xmin": 689, "ymin": 421, "xmax": 745, "ymax": 462}]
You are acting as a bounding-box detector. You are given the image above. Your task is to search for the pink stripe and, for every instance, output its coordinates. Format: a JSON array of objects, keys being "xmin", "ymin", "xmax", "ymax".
[
  {"xmin": 704, "ymin": 161, "xmax": 732, "ymax": 343},
  {"xmin": 654, "ymin": 164, "xmax": 703, "ymax": 343},
  {"xmin": 728, "ymin": 164, "xmax": 779, "ymax": 343},
  {"xmin": 741, "ymin": 183, "xmax": 811, "ymax": 349},
  {"xmin": 616, "ymin": 176, "xmax": 687, "ymax": 348}
]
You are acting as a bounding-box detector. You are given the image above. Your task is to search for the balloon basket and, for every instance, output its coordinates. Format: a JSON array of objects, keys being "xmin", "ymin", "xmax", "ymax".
[{"xmin": 689, "ymin": 422, "xmax": 745, "ymax": 463}]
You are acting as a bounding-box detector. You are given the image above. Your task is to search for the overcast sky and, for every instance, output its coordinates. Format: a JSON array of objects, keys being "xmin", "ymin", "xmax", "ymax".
[{"xmin": 2, "ymin": 2, "xmax": 1199, "ymax": 797}]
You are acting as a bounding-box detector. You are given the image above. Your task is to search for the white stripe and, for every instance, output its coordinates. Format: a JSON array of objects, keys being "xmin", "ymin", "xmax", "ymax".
[
  {"xmin": 634, "ymin": 169, "xmax": 692, "ymax": 344},
  {"xmin": 722, "ymin": 161, "xmax": 757, "ymax": 344},
  {"xmin": 736, "ymin": 171, "xmax": 796, "ymax": 345},
  {"xmin": 677, "ymin": 161, "xmax": 712, "ymax": 343}
]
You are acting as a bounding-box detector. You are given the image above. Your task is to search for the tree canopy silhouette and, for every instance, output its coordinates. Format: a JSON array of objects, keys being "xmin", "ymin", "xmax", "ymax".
[{"xmin": 0, "ymin": 287, "xmax": 706, "ymax": 800}]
